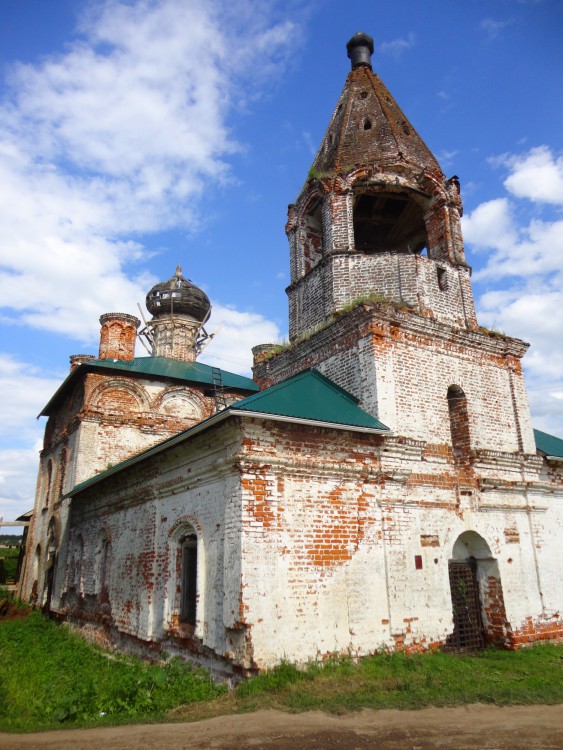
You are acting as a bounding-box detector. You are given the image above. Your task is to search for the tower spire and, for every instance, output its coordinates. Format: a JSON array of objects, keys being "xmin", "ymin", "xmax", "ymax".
[{"xmin": 283, "ymin": 32, "xmax": 476, "ymax": 342}]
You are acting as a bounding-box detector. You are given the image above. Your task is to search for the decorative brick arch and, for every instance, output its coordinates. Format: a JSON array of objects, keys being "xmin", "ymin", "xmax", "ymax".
[
  {"xmin": 88, "ymin": 378, "xmax": 150, "ymax": 413},
  {"xmin": 153, "ymin": 386, "xmax": 206, "ymax": 420},
  {"xmin": 168, "ymin": 515, "xmax": 204, "ymax": 541}
]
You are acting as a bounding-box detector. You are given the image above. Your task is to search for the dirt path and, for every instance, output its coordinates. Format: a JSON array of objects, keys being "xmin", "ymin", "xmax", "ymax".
[{"xmin": 1, "ymin": 704, "xmax": 562, "ymax": 750}]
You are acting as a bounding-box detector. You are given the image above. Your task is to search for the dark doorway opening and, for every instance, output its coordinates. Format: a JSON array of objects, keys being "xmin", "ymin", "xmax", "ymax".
[{"xmin": 445, "ymin": 558, "xmax": 485, "ymax": 652}]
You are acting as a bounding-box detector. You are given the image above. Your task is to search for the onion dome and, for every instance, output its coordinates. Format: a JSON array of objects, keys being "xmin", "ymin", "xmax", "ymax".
[{"xmin": 146, "ymin": 266, "xmax": 211, "ymax": 322}]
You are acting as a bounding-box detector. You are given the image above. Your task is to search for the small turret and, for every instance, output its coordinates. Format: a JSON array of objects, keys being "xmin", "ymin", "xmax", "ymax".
[{"xmin": 98, "ymin": 313, "xmax": 140, "ymax": 361}]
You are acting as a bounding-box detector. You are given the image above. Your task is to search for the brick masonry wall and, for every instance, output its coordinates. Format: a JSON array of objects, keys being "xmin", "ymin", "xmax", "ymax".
[
  {"xmin": 22, "ymin": 368, "xmax": 250, "ymax": 603},
  {"xmin": 57, "ymin": 420, "xmax": 245, "ymax": 672},
  {"xmin": 287, "ymin": 252, "xmax": 477, "ymax": 341},
  {"xmin": 236, "ymin": 419, "xmax": 561, "ymax": 665},
  {"xmin": 255, "ymin": 303, "xmax": 535, "ymax": 455},
  {"xmin": 43, "ymin": 413, "xmax": 562, "ymax": 672}
]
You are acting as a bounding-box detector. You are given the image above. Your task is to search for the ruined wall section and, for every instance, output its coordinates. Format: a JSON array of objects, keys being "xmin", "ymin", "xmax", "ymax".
[
  {"xmin": 35, "ymin": 412, "xmax": 563, "ymax": 673},
  {"xmin": 74, "ymin": 372, "xmax": 246, "ymax": 485}
]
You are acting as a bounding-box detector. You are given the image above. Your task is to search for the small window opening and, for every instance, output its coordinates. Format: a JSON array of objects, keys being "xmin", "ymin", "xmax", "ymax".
[
  {"xmin": 363, "ymin": 118, "xmax": 372, "ymax": 131},
  {"xmin": 180, "ymin": 534, "xmax": 198, "ymax": 625},
  {"xmin": 401, "ymin": 120, "xmax": 411, "ymax": 135},
  {"xmin": 360, "ymin": 91, "xmax": 368, "ymax": 99},
  {"xmin": 447, "ymin": 385, "xmax": 471, "ymax": 467},
  {"xmin": 437, "ymin": 266, "xmax": 447, "ymax": 290},
  {"xmin": 56, "ymin": 450, "xmax": 67, "ymax": 503}
]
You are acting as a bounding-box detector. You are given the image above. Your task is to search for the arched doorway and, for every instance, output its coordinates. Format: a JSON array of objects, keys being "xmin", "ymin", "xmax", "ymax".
[
  {"xmin": 446, "ymin": 531, "xmax": 509, "ymax": 651},
  {"xmin": 43, "ymin": 518, "xmax": 59, "ymax": 613}
]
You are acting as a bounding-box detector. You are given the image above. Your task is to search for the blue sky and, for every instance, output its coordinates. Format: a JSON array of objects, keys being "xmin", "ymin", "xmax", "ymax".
[{"xmin": 0, "ymin": 0, "xmax": 562, "ymax": 526}]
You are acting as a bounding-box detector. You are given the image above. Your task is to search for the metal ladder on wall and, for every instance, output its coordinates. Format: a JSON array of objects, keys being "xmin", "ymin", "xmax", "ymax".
[{"xmin": 211, "ymin": 367, "xmax": 228, "ymax": 412}]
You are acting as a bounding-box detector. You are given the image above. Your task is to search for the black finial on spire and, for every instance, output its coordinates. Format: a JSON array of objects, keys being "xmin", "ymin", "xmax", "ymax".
[{"xmin": 346, "ymin": 32, "xmax": 374, "ymax": 70}]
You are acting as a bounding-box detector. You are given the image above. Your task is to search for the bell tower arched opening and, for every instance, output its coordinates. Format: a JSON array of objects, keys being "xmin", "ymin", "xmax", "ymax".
[
  {"xmin": 303, "ymin": 197, "xmax": 324, "ymax": 274},
  {"xmin": 353, "ymin": 190, "xmax": 428, "ymax": 255}
]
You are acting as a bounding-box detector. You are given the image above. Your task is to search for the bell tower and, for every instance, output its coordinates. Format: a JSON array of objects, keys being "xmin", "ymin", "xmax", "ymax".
[
  {"xmin": 254, "ymin": 33, "xmax": 535, "ymax": 457},
  {"xmin": 286, "ymin": 32, "xmax": 476, "ymax": 341}
]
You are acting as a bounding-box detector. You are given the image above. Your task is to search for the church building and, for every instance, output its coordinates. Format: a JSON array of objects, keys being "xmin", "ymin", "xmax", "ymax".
[{"xmin": 21, "ymin": 33, "xmax": 563, "ymax": 677}]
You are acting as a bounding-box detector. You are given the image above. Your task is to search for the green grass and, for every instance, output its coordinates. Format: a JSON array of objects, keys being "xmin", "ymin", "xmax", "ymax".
[
  {"xmin": 238, "ymin": 647, "xmax": 563, "ymax": 712},
  {"xmin": 176, "ymin": 645, "xmax": 563, "ymax": 722},
  {"xmin": 0, "ymin": 611, "xmax": 225, "ymax": 732},
  {"xmin": 1, "ymin": 609, "xmax": 562, "ymax": 733}
]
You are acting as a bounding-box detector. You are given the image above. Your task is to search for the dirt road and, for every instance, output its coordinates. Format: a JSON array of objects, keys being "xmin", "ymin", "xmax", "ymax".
[{"xmin": 1, "ymin": 704, "xmax": 562, "ymax": 749}]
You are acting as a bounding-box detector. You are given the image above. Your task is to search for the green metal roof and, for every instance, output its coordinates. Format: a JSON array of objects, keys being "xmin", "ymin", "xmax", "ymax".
[
  {"xmin": 534, "ymin": 428, "xmax": 563, "ymax": 459},
  {"xmin": 68, "ymin": 369, "xmax": 389, "ymax": 498},
  {"xmin": 230, "ymin": 369, "xmax": 389, "ymax": 431},
  {"xmin": 40, "ymin": 356, "xmax": 258, "ymax": 416}
]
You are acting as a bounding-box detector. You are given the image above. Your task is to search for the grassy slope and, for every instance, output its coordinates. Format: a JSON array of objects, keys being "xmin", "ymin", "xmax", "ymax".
[
  {"xmin": 0, "ymin": 611, "xmax": 224, "ymax": 732},
  {"xmin": 1, "ymin": 610, "xmax": 562, "ymax": 733}
]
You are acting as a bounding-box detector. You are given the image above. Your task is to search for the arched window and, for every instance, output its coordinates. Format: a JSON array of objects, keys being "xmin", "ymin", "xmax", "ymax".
[
  {"xmin": 302, "ymin": 197, "xmax": 324, "ymax": 274},
  {"xmin": 180, "ymin": 533, "xmax": 198, "ymax": 625},
  {"xmin": 56, "ymin": 450, "xmax": 67, "ymax": 503},
  {"xmin": 447, "ymin": 385, "xmax": 471, "ymax": 466},
  {"xmin": 353, "ymin": 190, "xmax": 428, "ymax": 254},
  {"xmin": 30, "ymin": 544, "xmax": 42, "ymax": 604},
  {"xmin": 44, "ymin": 459, "xmax": 54, "ymax": 507},
  {"xmin": 73, "ymin": 535, "xmax": 84, "ymax": 594},
  {"xmin": 165, "ymin": 521, "xmax": 203, "ymax": 635},
  {"xmin": 96, "ymin": 532, "xmax": 111, "ymax": 603}
]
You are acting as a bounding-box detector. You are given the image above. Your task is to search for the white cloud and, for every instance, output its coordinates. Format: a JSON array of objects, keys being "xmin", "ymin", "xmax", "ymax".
[
  {"xmin": 501, "ymin": 146, "xmax": 563, "ymax": 205},
  {"xmin": 0, "ymin": 443, "xmax": 42, "ymax": 525},
  {"xmin": 379, "ymin": 33, "xmax": 416, "ymax": 59},
  {"xmin": 0, "ymin": 355, "xmax": 62, "ymax": 523},
  {"xmin": 462, "ymin": 198, "xmax": 517, "ymax": 257},
  {"xmin": 0, "ymin": 355, "xmax": 62, "ymax": 440},
  {"xmin": 0, "ymin": 0, "xmax": 300, "ymax": 343},
  {"xmin": 201, "ymin": 303, "xmax": 282, "ymax": 375},
  {"xmin": 437, "ymin": 149, "xmax": 459, "ymax": 169},
  {"xmin": 463, "ymin": 145, "xmax": 563, "ymax": 435},
  {"xmin": 0, "ymin": 1, "xmax": 300, "ymax": 523}
]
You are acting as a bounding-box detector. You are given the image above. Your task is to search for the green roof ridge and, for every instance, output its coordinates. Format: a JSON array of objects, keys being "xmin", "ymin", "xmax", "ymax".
[
  {"xmin": 68, "ymin": 369, "xmax": 389, "ymax": 497},
  {"xmin": 534, "ymin": 428, "xmax": 563, "ymax": 459},
  {"xmin": 231, "ymin": 368, "xmax": 388, "ymax": 431}
]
